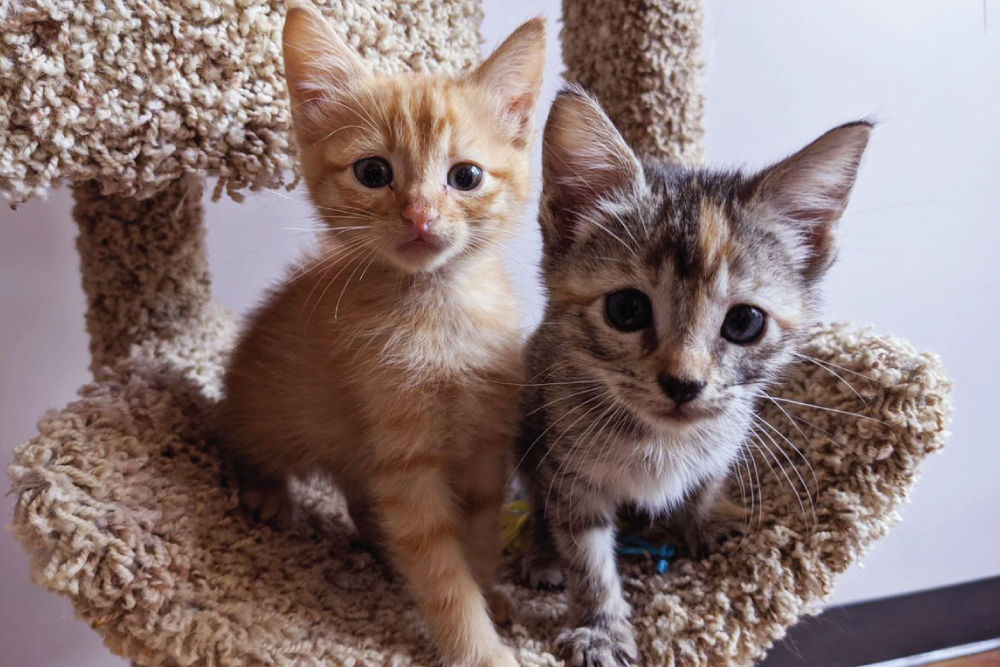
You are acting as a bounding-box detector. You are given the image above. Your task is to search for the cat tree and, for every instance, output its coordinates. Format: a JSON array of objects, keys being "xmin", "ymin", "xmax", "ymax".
[{"xmin": 3, "ymin": 0, "xmax": 951, "ymax": 664}]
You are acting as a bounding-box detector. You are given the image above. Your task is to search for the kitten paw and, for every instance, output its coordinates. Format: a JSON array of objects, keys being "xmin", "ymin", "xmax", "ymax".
[
  {"xmin": 556, "ymin": 624, "xmax": 637, "ymax": 667},
  {"xmin": 238, "ymin": 473, "xmax": 293, "ymax": 528},
  {"xmin": 522, "ymin": 556, "xmax": 566, "ymax": 589},
  {"xmin": 462, "ymin": 643, "xmax": 518, "ymax": 667},
  {"xmin": 682, "ymin": 495, "xmax": 747, "ymax": 558},
  {"xmin": 486, "ymin": 586, "xmax": 516, "ymax": 626},
  {"xmin": 483, "ymin": 646, "xmax": 519, "ymax": 667}
]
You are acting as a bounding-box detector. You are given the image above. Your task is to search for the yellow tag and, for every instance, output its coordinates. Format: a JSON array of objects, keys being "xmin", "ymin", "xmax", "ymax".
[{"xmin": 501, "ymin": 499, "xmax": 532, "ymax": 554}]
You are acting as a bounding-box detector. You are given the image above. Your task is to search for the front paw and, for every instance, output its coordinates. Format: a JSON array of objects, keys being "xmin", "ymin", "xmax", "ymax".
[
  {"xmin": 556, "ymin": 623, "xmax": 637, "ymax": 667},
  {"xmin": 474, "ymin": 644, "xmax": 519, "ymax": 667},
  {"xmin": 238, "ymin": 471, "xmax": 293, "ymax": 528},
  {"xmin": 522, "ymin": 554, "xmax": 566, "ymax": 589},
  {"xmin": 683, "ymin": 496, "xmax": 747, "ymax": 558},
  {"xmin": 486, "ymin": 586, "xmax": 515, "ymax": 626}
]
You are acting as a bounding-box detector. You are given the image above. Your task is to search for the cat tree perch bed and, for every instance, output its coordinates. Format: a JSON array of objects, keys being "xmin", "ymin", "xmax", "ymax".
[{"xmin": 3, "ymin": 0, "xmax": 951, "ymax": 664}]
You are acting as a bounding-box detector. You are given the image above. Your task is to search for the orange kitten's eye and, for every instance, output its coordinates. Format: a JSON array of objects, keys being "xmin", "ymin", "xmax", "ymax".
[
  {"xmin": 353, "ymin": 157, "xmax": 393, "ymax": 188},
  {"xmin": 447, "ymin": 163, "xmax": 483, "ymax": 191}
]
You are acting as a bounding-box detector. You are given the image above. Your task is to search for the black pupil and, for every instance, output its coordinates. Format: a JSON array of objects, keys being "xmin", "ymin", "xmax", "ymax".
[
  {"xmin": 722, "ymin": 305, "xmax": 765, "ymax": 344},
  {"xmin": 605, "ymin": 290, "xmax": 652, "ymax": 332},
  {"xmin": 354, "ymin": 158, "xmax": 391, "ymax": 188},
  {"xmin": 449, "ymin": 164, "xmax": 482, "ymax": 190}
]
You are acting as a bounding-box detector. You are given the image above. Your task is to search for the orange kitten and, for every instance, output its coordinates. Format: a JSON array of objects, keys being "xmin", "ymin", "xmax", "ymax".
[{"xmin": 214, "ymin": 5, "xmax": 545, "ymax": 666}]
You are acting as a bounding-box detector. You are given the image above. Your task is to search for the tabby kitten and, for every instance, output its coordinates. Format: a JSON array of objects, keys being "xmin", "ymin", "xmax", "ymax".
[
  {"xmin": 215, "ymin": 7, "xmax": 545, "ymax": 666},
  {"xmin": 518, "ymin": 87, "xmax": 871, "ymax": 666}
]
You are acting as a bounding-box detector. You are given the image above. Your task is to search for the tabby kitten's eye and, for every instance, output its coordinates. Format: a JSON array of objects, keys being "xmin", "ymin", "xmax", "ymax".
[
  {"xmin": 447, "ymin": 163, "xmax": 483, "ymax": 191},
  {"xmin": 353, "ymin": 157, "xmax": 393, "ymax": 188},
  {"xmin": 605, "ymin": 289, "xmax": 653, "ymax": 332},
  {"xmin": 721, "ymin": 305, "xmax": 766, "ymax": 344}
]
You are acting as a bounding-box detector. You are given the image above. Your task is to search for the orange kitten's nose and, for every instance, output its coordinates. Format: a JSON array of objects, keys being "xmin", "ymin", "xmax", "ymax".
[{"xmin": 403, "ymin": 203, "xmax": 439, "ymax": 238}]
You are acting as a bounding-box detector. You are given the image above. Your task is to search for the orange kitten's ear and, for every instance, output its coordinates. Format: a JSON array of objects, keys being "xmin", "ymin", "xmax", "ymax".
[
  {"xmin": 470, "ymin": 18, "xmax": 547, "ymax": 144},
  {"xmin": 283, "ymin": 2, "xmax": 367, "ymax": 131},
  {"xmin": 541, "ymin": 86, "xmax": 645, "ymax": 248},
  {"xmin": 753, "ymin": 121, "xmax": 873, "ymax": 280}
]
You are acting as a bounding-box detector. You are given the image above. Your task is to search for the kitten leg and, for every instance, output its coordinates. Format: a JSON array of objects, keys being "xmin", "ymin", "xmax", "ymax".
[
  {"xmin": 235, "ymin": 462, "xmax": 293, "ymax": 528},
  {"xmin": 521, "ymin": 476, "xmax": 565, "ymax": 589},
  {"xmin": 453, "ymin": 441, "xmax": 514, "ymax": 625},
  {"xmin": 341, "ymin": 482, "xmax": 391, "ymax": 566},
  {"xmin": 549, "ymin": 495, "xmax": 637, "ymax": 667},
  {"xmin": 675, "ymin": 476, "xmax": 747, "ymax": 558},
  {"xmin": 370, "ymin": 445, "xmax": 516, "ymax": 667}
]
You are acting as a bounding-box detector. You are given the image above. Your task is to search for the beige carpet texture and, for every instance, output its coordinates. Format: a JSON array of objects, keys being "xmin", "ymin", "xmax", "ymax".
[
  {"xmin": 4, "ymin": 0, "xmax": 951, "ymax": 665},
  {"xmin": 0, "ymin": 0, "xmax": 482, "ymax": 203}
]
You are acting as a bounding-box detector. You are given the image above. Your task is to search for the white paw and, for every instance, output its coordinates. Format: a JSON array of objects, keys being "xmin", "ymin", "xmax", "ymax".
[
  {"xmin": 479, "ymin": 644, "xmax": 519, "ymax": 667},
  {"xmin": 556, "ymin": 623, "xmax": 637, "ymax": 667},
  {"xmin": 523, "ymin": 559, "xmax": 565, "ymax": 589}
]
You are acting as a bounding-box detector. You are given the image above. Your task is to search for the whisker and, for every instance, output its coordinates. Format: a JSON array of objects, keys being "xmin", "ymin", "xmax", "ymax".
[
  {"xmin": 755, "ymin": 393, "xmax": 886, "ymax": 424},
  {"xmin": 286, "ymin": 233, "xmax": 372, "ymax": 289},
  {"xmin": 316, "ymin": 124, "xmax": 369, "ymax": 142},
  {"xmin": 301, "ymin": 239, "xmax": 374, "ymax": 329},
  {"xmin": 793, "ymin": 351, "xmax": 882, "ymax": 384},
  {"xmin": 526, "ymin": 384, "xmax": 605, "ymax": 416},
  {"xmin": 745, "ymin": 436, "xmax": 764, "ymax": 534},
  {"xmin": 747, "ymin": 434, "xmax": 800, "ymax": 519},
  {"xmin": 493, "ymin": 379, "xmax": 603, "ymax": 388},
  {"xmin": 513, "ymin": 392, "xmax": 607, "ymax": 486},
  {"xmin": 728, "ymin": 454, "xmax": 750, "ymax": 538},
  {"xmin": 334, "ymin": 248, "xmax": 377, "ymax": 320},
  {"xmin": 357, "ymin": 251, "xmax": 378, "ymax": 282},
  {"xmin": 551, "ymin": 401, "xmax": 620, "ymax": 527},
  {"xmin": 791, "ymin": 352, "xmax": 869, "ymax": 404},
  {"xmin": 756, "ymin": 395, "xmax": 821, "ymax": 496},
  {"xmin": 751, "ymin": 415, "xmax": 816, "ymax": 523}
]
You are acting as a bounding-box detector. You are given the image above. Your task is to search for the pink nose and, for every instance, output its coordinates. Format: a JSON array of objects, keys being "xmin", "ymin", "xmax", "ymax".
[{"xmin": 402, "ymin": 204, "xmax": 438, "ymax": 237}]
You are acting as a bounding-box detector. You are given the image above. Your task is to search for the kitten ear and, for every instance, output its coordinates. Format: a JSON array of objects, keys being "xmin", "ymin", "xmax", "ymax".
[
  {"xmin": 283, "ymin": 2, "xmax": 368, "ymax": 131},
  {"xmin": 541, "ymin": 87, "xmax": 644, "ymax": 248},
  {"xmin": 470, "ymin": 18, "xmax": 547, "ymax": 144},
  {"xmin": 754, "ymin": 121, "xmax": 873, "ymax": 280}
]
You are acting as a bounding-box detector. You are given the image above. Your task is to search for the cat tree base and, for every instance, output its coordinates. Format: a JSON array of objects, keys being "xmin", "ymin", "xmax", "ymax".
[{"xmin": 9, "ymin": 323, "xmax": 950, "ymax": 665}]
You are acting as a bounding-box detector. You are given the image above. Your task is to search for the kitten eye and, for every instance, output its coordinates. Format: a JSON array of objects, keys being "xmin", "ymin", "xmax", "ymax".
[
  {"xmin": 605, "ymin": 289, "xmax": 653, "ymax": 332},
  {"xmin": 721, "ymin": 305, "xmax": 766, "ymax": 344},
  {"xmin": 447, "ymin": 163, "xmax": 483, "ymax": 191},
  {"xmin": 353, "ymin": 157, "xmax": 393, "ymax": 188}
]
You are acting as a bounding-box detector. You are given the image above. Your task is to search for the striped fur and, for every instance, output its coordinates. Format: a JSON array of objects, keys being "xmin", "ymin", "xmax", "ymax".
[
  {"xmin": 215, "ymin": 8, "xmax": 546, "ymax": 666},
  {"xmin": 519, "ymin": 88, "xmax": 871, "ymax": 666}
]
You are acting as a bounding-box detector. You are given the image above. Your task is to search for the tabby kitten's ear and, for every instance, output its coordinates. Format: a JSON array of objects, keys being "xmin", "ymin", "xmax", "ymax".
[
  {"xmin": 753, "ymin": 121, "xmax": 873, "ymax": 280},
  {"xmin": 283, "ymin": 2, "xmax": 368, "ymax": 138},
  {"xmin": 540, "ymin": 87, "xmax": 645, "ymax": 248},
  {"xmin": 470, "ymin": 18, "xmax": 547, "ymax": 145}
]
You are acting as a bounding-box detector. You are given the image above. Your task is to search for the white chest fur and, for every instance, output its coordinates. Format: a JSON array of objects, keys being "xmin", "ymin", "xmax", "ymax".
[
  {"xmin": 580, "ymin": 419, "xmax": 744, "ymax": 514},
  {"xmin": 374, "ymin": 265, "xmax": 517, "ymax": 374}
]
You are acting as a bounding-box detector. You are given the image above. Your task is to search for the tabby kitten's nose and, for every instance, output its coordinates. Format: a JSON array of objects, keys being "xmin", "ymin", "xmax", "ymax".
[{"xmin": 658, "ymin": 375, "xmax": 705, "ymax": 405}]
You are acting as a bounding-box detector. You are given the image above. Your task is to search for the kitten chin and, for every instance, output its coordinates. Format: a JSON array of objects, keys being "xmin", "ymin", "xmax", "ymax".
[
  {"xmin": 216, "ymin": 7, "xmax": 546, "ymax": 667},
  {"xmin": 520, "ymin": 85, "xmax": 871, "ymax": 665}
]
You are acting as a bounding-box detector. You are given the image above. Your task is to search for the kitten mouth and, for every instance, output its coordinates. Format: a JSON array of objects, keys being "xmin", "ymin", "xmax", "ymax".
[
  {"xmin": 398, "ymin": 236, "xmax": 444, "ymax": 253},
  {"xmin": 660, "ymin": 407, "xmax": 698, "ymax": 423},
  {"xmin": 655, "ymin": 403, "xmax": 718, "ymax": 424}
]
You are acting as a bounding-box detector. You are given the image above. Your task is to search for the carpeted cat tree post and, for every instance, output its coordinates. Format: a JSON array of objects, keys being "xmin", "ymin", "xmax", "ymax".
[{"xmin": 3, "ymin": 0, "xmax": 951, "ymax": 665}]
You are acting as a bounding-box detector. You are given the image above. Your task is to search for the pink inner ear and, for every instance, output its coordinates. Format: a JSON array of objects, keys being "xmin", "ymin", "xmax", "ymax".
[{"xmin": 504, "ymin": 93, "xmax": 536, "ymax": 139}]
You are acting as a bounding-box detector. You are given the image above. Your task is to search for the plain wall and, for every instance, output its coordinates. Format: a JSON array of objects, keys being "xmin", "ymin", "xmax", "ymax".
[{"xmin": 2, "ymin": 1, "xmax": 997, "ymax": 664}]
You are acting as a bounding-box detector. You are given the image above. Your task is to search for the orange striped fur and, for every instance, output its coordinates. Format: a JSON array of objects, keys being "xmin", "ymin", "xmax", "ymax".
[{"xmin": 215, "ymin": 7, "xmax": 545, "ymax": 666}]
